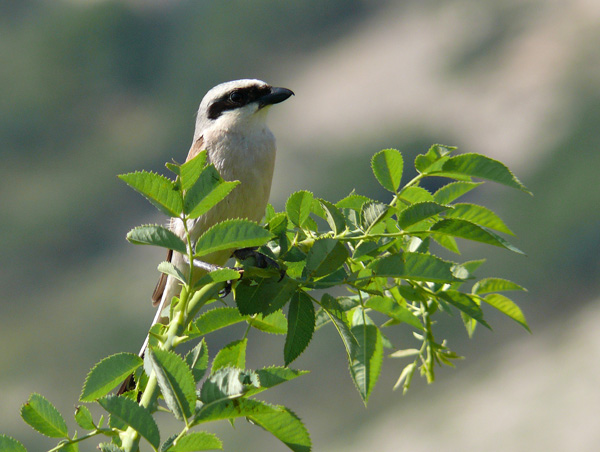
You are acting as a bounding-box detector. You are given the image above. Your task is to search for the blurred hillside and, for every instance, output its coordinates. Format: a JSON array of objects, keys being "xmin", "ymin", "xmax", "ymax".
[{"xmin": 1, "ymin": 0, "xmax": 599, "ymax": 451}]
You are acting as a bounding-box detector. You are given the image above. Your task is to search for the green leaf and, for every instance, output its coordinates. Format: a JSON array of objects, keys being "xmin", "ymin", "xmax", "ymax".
[
  {"xmin": 194, "ymin": 307, "xmax": 246, "ymax": 335},
  {"xmin": 319, "ymin": 199, "xmax": 346, "ymax": 235},
  {"xmin": 185, "ymin": 339, "xmax": 209, "ymax": 383},
  {"xmin": 397, "ymin": 202, "xmax": 450, "ymax": 229},
  {"xmin": 414, "ymin": 144, "xmax": 454, "ymax": 174},
  {"xmin": 74, "ymin": 405, "xmax": 95, "ymax": 430},
  {"xmin": 194, "ymin": 398, "xmax": 274, "ymax": 425},
  {"xmin": 284, "ymin": 292, "xmax": 316, "ymax": 365},
  {"xmin": 0, "ymin": 436, "xmax": 27, "ymax": 452},
  {"xmin": 398, "ymin": 186, "xmax": 434, "ymax": 204},
  {"xmin": 245, "ymin": 367, "xmax": 310, "ymax": 397},
  {"xmin": 303, "ymin": 238, "xmax": 349, "ymax": 278},
  {"xmin": 371, "ymin": 148, "xmax": 403, "ymax": 193},
  {"xmin": 434, "ymin": 181, "xmax": 483, "ymax": 204},
  {"xmin": 349, "ymin": 312, "xmax": 383, "ymax": 405},
  {"xmin": 147, "ymin": 347, "xmax": 196, "ymax": 421},
  {"xmin": 194, "ymin": 219, "xmax": 273, "ymax": 258},
  {"xmin": 119, "ymin": 171, "xmax": 183, "ymax": 217},
  {"xmin": 249, "ymin": 405, "xmax": 311, "ymax": 452},
  {"xmin": 473, "ymin": 278, "xmax": 526, "ymax": 294},
  {"xmin": 368, "ymin": 252, "xmax": 464, "ymax": 283},
  {"xmin": 184, "ymin": 165, "xmax": 239, "ymax": 219},
  {"xmin": 430, "ymin": 219, "xmax": 524, "ymax": 254},
  {"xmin": 445, "ymin": 203, "xmax": 514, "ymax": 235},
  {"xmin": 126, "ymin": 225, "xmax": 187, "ymax": 254},
  {"xmin": 393, "ymin": 361, "xmax": 417, "ymax": 394},
  {"xmin": 99, "ymin": 442, "xmax": 125, "ymax": 452},
  {"xmin": 199, "ymin": 367, "xmax": 259, "ymax": 404},
  {"xmin": 179, "ymin": 150, "xmax": 208, "ymax": 191},
  {"xmin": 234, "ymin": 276, "xmax": 298, "ymax": 316},
  {"xmin": 80, "ymin": 353, "xmax": 143, "ymax": 402},
  {"xmin": 97, "ymin": 395, "xmax": 160, "ymax": 449},
  {"xmin": 438, "ymin": 290, "xmax": 491, "ymax": 329},
  {"xmin": 167, "ymin": 431, "xmax": 223, "ymax": 451},
  {"xmin": 286, "ymin": 190, "xmax": 314, "ymax": 228},
  {"xmin": 249, "ymin": 311, "xmax": 288, "ymax": 335},
  {"xmin": 335, "ymin": 193, "xmax": 372, "ymax": 211},
  {"xmin": 482, "ymin": 293, "xmax": 530, "ymax": 332},
  {"xmin": 439, "ymin": 153, "xmax": 531, "ymax": 194},
  {"xmin": 20, "ymin": 394, "xmax": 68, "ymax": 438},
  {"xmin": 365, "ymin": 296, "xmax": 423, "ymax": 330},
  {"xmin": 360, "ymin": 202, "xmax": 390, "ymax": 232},
  {"xmin": 157, "ymin": 261, "xmax": 186, "ymax": 284},
  {"xmin": 211, "ymin": 339, "xmax": 247, "ymax": 372},
  {"xmin": 320, "ymin": 294, "xmax": 358, "ymax": 360}
]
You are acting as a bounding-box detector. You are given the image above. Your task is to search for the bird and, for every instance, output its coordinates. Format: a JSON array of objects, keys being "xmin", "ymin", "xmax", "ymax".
[{"xmin": 118, "ymin": 79, "xmax": 293, "ymax": 394}]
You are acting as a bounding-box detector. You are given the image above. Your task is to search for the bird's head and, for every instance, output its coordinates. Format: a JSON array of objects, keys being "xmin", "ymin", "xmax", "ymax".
[{"xmin": 195, "ymin": 79, "xmax": 294, "ymax": 136}]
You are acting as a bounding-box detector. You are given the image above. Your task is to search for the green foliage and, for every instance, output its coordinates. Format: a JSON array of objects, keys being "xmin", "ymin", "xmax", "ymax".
[{"xmin": 9, "ymin": 145, "xmax": 530, "ymax": 451}]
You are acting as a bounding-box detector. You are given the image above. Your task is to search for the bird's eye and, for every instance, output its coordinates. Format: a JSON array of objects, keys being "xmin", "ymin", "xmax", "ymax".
[{"xmin": 229, "ymin": 91, "xmax": 245, "ymax": 104}]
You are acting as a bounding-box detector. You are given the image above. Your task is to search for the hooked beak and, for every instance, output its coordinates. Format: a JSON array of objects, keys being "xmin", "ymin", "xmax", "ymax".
[{"xmin": 258, "ymin": 86, "xmax": 294, "ymax": 108}]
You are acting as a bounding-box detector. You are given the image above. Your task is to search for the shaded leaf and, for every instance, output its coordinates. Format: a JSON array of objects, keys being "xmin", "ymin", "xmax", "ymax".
[
  {"xmin": 211, "ymin": 339, "xmax": 247, "ymax": 373},
  {"xmin": 397, "ymin": 202, "xmax": 450, "ymax": 229},
  {"xmin": 446, "ymin": 203, "xmax": 514, "ymax": 235},
  {"xmin": 249, "ymin": 405, "xmax": 311, "ymax": 452},
  {"xmin": 286, "ymin": 191, "xmax": 314, "ymax": 228},
  {"xmin": 157, "ymin": 261, "xmax": 186, "ymax": 284},
  {"xmin": 319, "ymin": 199, "xmax": 346, "ymax": 235},
  {"xmin": 284, "ymin": 292, "xmax": 316, "ymax": 365},
  {"xmin": 360, "ymin": 202, "xmax": 390, "ymax": 232},
  {"xmin": 249, "ymin": 311, "xmax": 288, "ymax": 335},
  {"xmin": 320, "ymin": 294, "xmax": 358, "ymax": 360},
  {"xmin": 193, "ymin": 307, "xmax": 246, "ymax": 336},
  {"xmin": 434, "ymin": 181, "xmax": 483, "ymax": 204},
  {"xmin": 349, "ymin": 312, "xmax": 383, "ymax": 405},
  {"xmin": 199, "ymin": 368, "xmax": 259, "ymax": 404},
  {"xmin": 127, "ymin": 225, "xmax": 187, "ymax": 254},
  {"xmin": 147, "ymin": 348, "xmax": 196, "ymax": 421},
  {"xmin": 472, "ymin": 278, "xmax": 526, "ymax": 294},
  {"xmin": 98, "ymin": 396, "xmax": 160, "ymax": 449},
  {"xmin": 303, "ymin": 238, "xmax": 348, "ymax": 278},
  {"xmin": 185, "ymin": 339, "xmax": 209, "ymax": 383},
  {"xmin": 74, "ymin": 405, "xmax": 95, "ymax": 430},
  {"xmin": 438, "ymin": 290, "xmax": 491, "ymax": 329},
  {"xmin": 245, "ymin": 367, "xmax": 309, "ymax": 397},
  {"xmin": 167, "ymin": 431, "xmax": 223, "ymax": 451},
  {"xmin": 368, "ymin": 252, "xmax": 464, "ymax": 283},
  {"xmin": 234, "ymin": 276, "xmax": 298, "ymax": 316},
  {"xmin": 430, "ymin": 219, "xmax": 524, "ymax": 254},
  {"xmin": 366, "ymin": 296, "xmax": 423, "ymax": 330}
]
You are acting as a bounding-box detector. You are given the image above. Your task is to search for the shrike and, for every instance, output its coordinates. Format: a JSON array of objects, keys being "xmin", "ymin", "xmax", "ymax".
[{"xmin": 123, "ymin": 80, "xmax": 293, "ymax": 389}]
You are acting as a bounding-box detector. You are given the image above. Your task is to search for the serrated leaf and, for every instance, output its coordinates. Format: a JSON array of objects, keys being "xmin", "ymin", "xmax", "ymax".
[
  {"xmin": 434, "ymin": 181, "xmax": 483, "ymax": 204},
  {"xmin": 245, "ymin": 367, "xmax": 309, "ymax": 397},
  {"xmin": 98, "ymin": 444, "xmax": 124, "ymax": 452},
  {"xmin": 303, "ymin": 238, "xmax": 348, "ymax": 278},
  {"xmin": 285, "ymin": 191, "xmax": 314, "ymax": 228},
  {"xmin": 194, "ymin": 219, "xmax": 273, "ymax": 258},
  {"xmin": 147, "ymin": 347, "xmax": 196, "ymax": 421},
  {"xmin": 482, "ymin": 293, "xmax": 530, "ymax": 332},
  {"xmin": 119, "ymin": 171, "xmax": 183, "ymax": 217},
  {"xmin": 199, "ymin": 367, "xmax": 259, "ymax": 404},
  {"xmin": 20, "ymin": 394, "xmax": 68, "ymax": 438},
  {"xmin": 398, "ymin": 186, "xmax": 434, "ymax": 204},
  {"xmin": 167, "ymin": 431, "xmax": 223, "ymax": 451},
  {"xmin": 0, "ymin": 436, "xmax": 27, "ymax": 452},
  {"xmin": 439, "ymin": 153, "xmax": 531, "ymax": 194},
  {"xmin": 319, "ymin": 199, "xmax": 346, "ymax": 235},
  {"xmin": 414, "ymin": 144, "xmax": 454, "ymax": 174},
  {"xmin": 80, "ymin": 353, "xmax": 143, "ymax": 402},
  {"xmin": 74, "ymin": 405, "xmax": 95, "ymax": 430},
  {"xmin": 157, "ymin": 261, "xmax": 186, "ymax": 284},
  {"xmin": 249, "ymin": 311, "xmax": 288, "ymax": 335},
  {"xmin": 473, "ymin": 278, "xmax": 526, "ymax": 294},
  {"xmin": 193, "ymin": 268, "xmax": 241, "ymax": 289},
  {"xmin": 184, "ymin": 165, "xmax": 239, "ymax": 219},
  {"xmin": 234, "ymin": 276, "xmax": 298, "ymax": 316},
  {"xmin": 179, "ymin": 150, "xmax": 208, "ymax": 191},
  {"xmin": 127, "ymin": 225, "xmax": 187, "ymax": 254},
  {"xmin": 438, "ymin": 290, "xmax": 491, "ymax": 329},
  {"xmin": 193, "ymin": 307, "xmax": 246, "ymax": 336},
  {"xmin": 368, "ymin": 252, "xmax": 464, "ymax": 283},
  {"xmin": 397, "ymin": 201, "xmax": 450, "ymax": 229},
  {"xmin": 335, "ymin": 193, "xmax": 372, "ymax": 211},
  {"xmin": 446, "ymin": 203, "xmax": 514, "ymax": 235},
  {"xmin": 371, "ymin": 148, "xmax": 403, "ymax": 193},
  {"xmin": 365, "ymin": 296, "xmax": 423, "ymax": 330},
  {"xmin": 248, "ymin": 405, "xmax": 311, "ymax": 452},
  {"xmin": 430, "ymin": 219, "xmax": 524, "ymax": 253},
  {"xmin": 320, "ymin": 294, "xmax": 358, "ymax": 360},
  {"xmin": 284, "ymin": 292, "xmax": 316, "ymax": 365},
  {"xmin": 211, "ymin": 339, "xmax": 247, "ymax": 372},
  {"xmin": 185, "ymin": 339, "xmax": 209, "ymax": 383},
  {"xmin": 98, "ymin": 395, "xmax": 160, "ymax": 449},
  {"xmin": 360, "ymin": 202, "xmax": 390, "ymax": 232},
  {"xmin": 349, "ymin": 313, "xmax": 383, "ymax": 405}
]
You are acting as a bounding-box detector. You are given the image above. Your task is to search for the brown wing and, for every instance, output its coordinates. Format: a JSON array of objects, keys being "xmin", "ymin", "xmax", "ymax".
[
  {"xmin": 151, "ymin": 248, "xmax": 173, "ymax": 305},
  {"xmin": 151, "ymin": 136, "xmax": 206, "ymax": 305}
]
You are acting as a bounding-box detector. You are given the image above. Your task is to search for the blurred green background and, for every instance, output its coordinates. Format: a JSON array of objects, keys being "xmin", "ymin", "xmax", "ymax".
[{"xmin": 2, "ymin": 0, "xmax": 599, "ymax": 451}]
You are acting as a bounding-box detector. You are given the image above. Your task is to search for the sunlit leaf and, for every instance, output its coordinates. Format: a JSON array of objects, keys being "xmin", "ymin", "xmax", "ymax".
[{"xmin": 371, "ymin": 148, "xmax": 403, "ymax": 193}]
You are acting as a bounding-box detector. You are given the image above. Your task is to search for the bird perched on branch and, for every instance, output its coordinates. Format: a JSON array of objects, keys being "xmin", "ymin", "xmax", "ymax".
[{"xmin": 118, "ymin": 79, "xmax": 293, "ymax": 394}]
